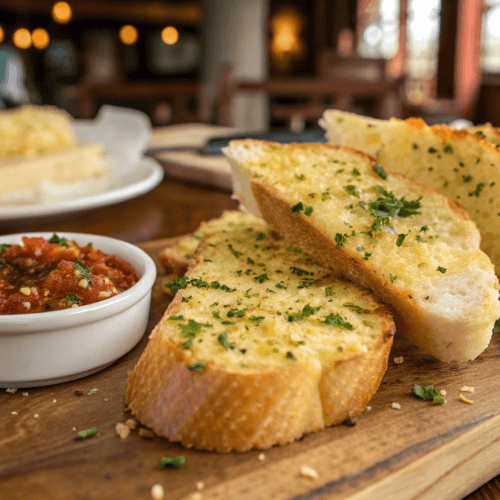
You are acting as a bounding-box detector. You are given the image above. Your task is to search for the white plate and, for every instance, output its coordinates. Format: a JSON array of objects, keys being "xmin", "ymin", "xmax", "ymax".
[{"xmin": 0, "ymin": 156, "xmax": 164, "ymax": 222}]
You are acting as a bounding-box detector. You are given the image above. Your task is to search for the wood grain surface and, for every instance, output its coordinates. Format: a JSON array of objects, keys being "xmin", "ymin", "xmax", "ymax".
[{"xmin": 1, "ymin": 235, "xmax": 500, "ymax": 500}]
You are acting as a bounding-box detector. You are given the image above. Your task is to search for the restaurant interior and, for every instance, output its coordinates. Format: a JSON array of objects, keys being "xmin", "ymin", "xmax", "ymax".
[{"xmin": 2, "ymin": 1, "xmax": 500, "ymax": 499}]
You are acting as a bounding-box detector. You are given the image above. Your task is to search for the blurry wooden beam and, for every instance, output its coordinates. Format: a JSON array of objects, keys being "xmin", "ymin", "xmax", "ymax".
[
  {"xmin": 0, "ymin": 0, "xmax": 201, "ymax": 25},
  {"xmin": 436, "ymin": 0, "xmax": 458, "ymax": 98}
]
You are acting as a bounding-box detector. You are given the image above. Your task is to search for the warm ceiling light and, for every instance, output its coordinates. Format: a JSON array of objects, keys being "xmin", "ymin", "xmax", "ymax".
[
  {"xmin": 0, "ymin": 26, "xmax": 4, "ymax": 44},
  {"xmin": 52, "ymin": 2, "xmax": 72, "ymax": 24},
  {"xmin": 13, "ymin": 28, "xmax": 32, "ymax": 49},
  {"xmin": 119, "ymin": 25, "xmax": 138, "ymax": 45},
  {"xmin": 161, "ymin": 26, "xmax": 178, "ymax": 45},
  {"xmin": 32, "ymin": 28, "xmax": 50, "ymax": 50}
]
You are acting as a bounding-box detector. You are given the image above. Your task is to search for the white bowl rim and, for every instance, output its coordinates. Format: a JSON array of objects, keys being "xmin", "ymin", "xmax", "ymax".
[{"xmin": 0, "ymin": 231, "xmax": 156, "ymax": 334}]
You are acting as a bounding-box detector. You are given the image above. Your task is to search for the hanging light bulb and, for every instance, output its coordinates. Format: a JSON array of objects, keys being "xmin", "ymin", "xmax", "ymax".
[
  {"xmin": 32, "ymin": 28, "xmax": 50, "ymax": 50},
  {"xmin": 52, "ymin": 2, "xmax": 72, "ymax": 24},
  {"xmin": 13, "ymin": 28, "xmax": 32, "ymax": 49},
  {"xmin": 161, "ymin": 26, "xmax": 179, "ymax": 45},
  {"xmin": 0, "ymin": 26, "xmax": 4, "ymax": 44},
  {"xmin": 119, "ymin": 25, "xmax": 138, "ymax": 45}
]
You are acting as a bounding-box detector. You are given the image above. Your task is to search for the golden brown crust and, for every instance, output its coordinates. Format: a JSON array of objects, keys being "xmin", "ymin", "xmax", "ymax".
[{"xmin": 158, "ymin": 247, "xmax": 190, "ymax": 276}]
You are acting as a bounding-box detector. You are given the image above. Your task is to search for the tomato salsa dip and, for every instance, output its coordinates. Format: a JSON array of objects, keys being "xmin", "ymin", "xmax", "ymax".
[{"xmin": 0, "ymin": 234, "xmax": 139, "ymax": 314}]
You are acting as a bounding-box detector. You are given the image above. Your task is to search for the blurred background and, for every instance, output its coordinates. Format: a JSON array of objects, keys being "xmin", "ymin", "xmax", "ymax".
[{"xmin": 0, "ymin": 0, "xmax": 499, "ymax": 131}]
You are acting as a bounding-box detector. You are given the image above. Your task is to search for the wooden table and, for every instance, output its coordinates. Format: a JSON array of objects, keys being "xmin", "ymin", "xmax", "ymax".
[{"xmin": 1, "ymin": 174, "xmax": 499, "ymax": 500}]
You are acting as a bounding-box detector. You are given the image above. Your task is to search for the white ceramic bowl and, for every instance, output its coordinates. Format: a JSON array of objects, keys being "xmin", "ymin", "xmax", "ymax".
[{"xmin": 0, "ymin": 232, "xmax": 156, "ymax": 388}]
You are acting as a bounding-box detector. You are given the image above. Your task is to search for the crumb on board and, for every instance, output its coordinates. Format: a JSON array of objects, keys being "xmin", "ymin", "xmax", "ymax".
[
  {"xmin": 196, "ymin": 482, "xmax": 205, "ymax": 491},
  {"xmin": 460, "ymin": 394, "xmax": 474, "ymax": 404},
  {"xmin": 138, "ymin": 428, "xmax": 155, "ymax": 439},
  {"xmin": 190, "ymin": 493, "xmax": 202, "ymax": 500},
  {"xmin": 366, "ymin": 406, "xmax": 372, "ymax": 411},
  {"xmin": 460, "ymin": 386, "xmax": 475, "ymax": 393},
  {"xmin": 440, "ymin": 389, "xmax": 447, "ymax": 396},
  {"xmin": 392, "ymin": 402, "xmax": 401, "ymax": 410},
  {"xmin": 73, "ymin": 427, "xmax": 76, "ymax": 431},
  {"xmin": 115, "ymin": 423, "xmax": 131, "ymax": 439},
  {"xmin": 53, "ymin": 399, "xmax": 57, "ymax": 403},
  {"xmin": 11, "ymin": 411, "xmax": 18, "ymax": 415},
  {"xmin": 22, "ymin": 392, "xmax": 29, "ymax": 397},
  {"xmin": 75, "ymin": 389, "xmax": 84, "ymax": 396},
  {"xmin": 300, "ymin": 465, "xmax": 319, "ymax": 480},
  {"xmin": 87, "ymin": 388, "xmax": 98, "ymax": 395},
  {"xmin": 393, "ymin": 356, "xmax": 404, "ymax": 365},
  {"xmin": 125, "ymin": 418, "xmax": 138, "ymax": 429},
  {"xmin": 151, "ymin": 484, "xmax": 164, "ymax": 500},
  {"xmin": 258, "ymin": 453, "xmax": 266, "ymax": 461},
  {"xmin": 6, "ymin": 388, "xmax": 17, "ymax": 393},
  {"xmin": 33, "ymin": 414, "xmax": 39, "ymax": 419}
]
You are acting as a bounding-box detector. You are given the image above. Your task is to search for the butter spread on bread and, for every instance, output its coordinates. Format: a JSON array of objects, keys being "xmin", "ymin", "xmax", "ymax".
[
  {"xmin": 126, "ymin": 214, "xmax": 395, "ymax": 452},
  {"xmin": 224, "ymin": 140, "xmax": 500, "ymax": 362},
  {"xmin": 159, "ymin": 210, "xmax": 262, "ymax": 276},
  {"xmin": 320, "ymin": 110, "xmax": 500, "ymax": 276}
]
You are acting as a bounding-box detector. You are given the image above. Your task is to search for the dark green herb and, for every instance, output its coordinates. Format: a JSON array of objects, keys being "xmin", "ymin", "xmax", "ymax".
[
  {"xmin": 304, "ymin": 205, "xmax": 313, "ymax": 216},
  {"xmin": 325, "ymin": 287, "xmax": 335, "ymax": 297},
  {"xmin": 227, "ymin": 307, "xmax": 247, "ymax": 318},
  {"xmin": 444, "ymin": 144, "xmax": 453, "ymax": 153},
  {"xmin": 323, "ymin": 313, "xmax": 354, "ymax": 330},
  {"xmin": 77, "ymin": 427, "xmax": 98, "ymax": 439},
  {"xmin": 290, "ymin": 266, "xmax": 314, "ymax": 277},
  {"xmin": 437, "ymin": 266, "xmax": 447, "ymax": 273},
  {"xmin": 0, "ymin": 244, "xmax": 11, "ymax": 253},
  {"xmin": 287, "ymin": 304, "xmax": 321, "ymax": 322},
  {"xmin": 228, "ymin": 244, "xmax": 243, "ymax": 258},
  {"xmin": 428, "ymin": 147, "xmax": 437, "ymax": 153},
  {"xmin": 412, "ymin": 384, "xmax": 445, "ymax": 404},
  {"xmin": 389, "ymin": 274, "xmax": 397, "ymax": 283},
  {"xmin": 218, "ymin": 332, "xmax": 231, "ymax": 350},
  {"xmin": 159, "ymin": 456, "xmax": 185, "ymax": 469},
  {"xmin": 396, "ymin": 233, "xmax": 406, "ymax": 247},
  {"xmin": 165, "ymin": 276, "xmax": 189, "ymax": 294},
  {"xmin": 188, "ymin": 362, "xmax": 204, "ymax": 372},
  {"xmin": 169, "ymin": 315, "xmax": 185, "ymax": 321},
  {"xmin": 75, "ymin": 261, "xmax": 93, "ymax": 285},
  {"xmin": 66, "ymin": 293, "xmax": 80, "ymax": 304},
  {"xmin": 291, "ymin": 202, "xmax": 304, "ymax": 217},
  {"xmin": 469, "ymin": 183, "xmax": 485, "ymax": 197},
  {"xmin": 373, "ymin": 164, "xmax": 387, "ymax": 180},
  {"xmin": 335, "ymin": 233, "xmax": 348, "ymax": 248},
  {"xmin": 351, "ymin": 168, "xmax": 361, "ymax": 176},
  {"xmin": 275, "ymin": 281, "xmax": 288, "ymax": 289},
  {"xmin": 49, "ymin": 233, "xmax": 68, "ymax": 246},
  {"xmin": 254, "ymin": 273, "xmax": 269, "ymax": 283},
  {"xmin": 344, "ymin": 185, "xmax": 359, "ymax": 197}
]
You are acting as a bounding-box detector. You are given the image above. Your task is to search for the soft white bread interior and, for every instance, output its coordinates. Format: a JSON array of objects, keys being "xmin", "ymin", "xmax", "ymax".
[
  {"xmin": 127, "ymin": 213, "xmax": 395, "ymax": 452},
  {"xmin": 159, "ymin": 210, "xmax": 262, "ymax": 275},
  {"xmin": 224, "ymin": 140, "xmax": 500, "ymax": 362},
  {"xmin": 320, "ymin": 110, "xmax": 500, "ymax": 276}
]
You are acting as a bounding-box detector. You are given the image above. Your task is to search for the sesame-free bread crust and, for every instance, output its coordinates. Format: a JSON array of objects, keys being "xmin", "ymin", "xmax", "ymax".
[
  {"xmin": 127, "ymin": 214, "xmax": 395, "ymax": 452},
  {"xmin": 320, "ymin": 110, "xmax": 500, "ymax": 276},
  {"xmin": 224, "ymin": 140, "xmax": 500, "ymax": 362}
]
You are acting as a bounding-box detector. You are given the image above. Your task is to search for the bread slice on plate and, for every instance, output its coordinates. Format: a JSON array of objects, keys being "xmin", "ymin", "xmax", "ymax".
[
  {"xmin": 159, "ymin": 210, "xmax": 262, "ymax": 275},
  {"xmin": 320, "ymin": 109, "xmax": 500, "ymax": 276},
  {"xmin": 224, "ymin": 140, "xmax": 500, "ymax": 362},
  {"xmin": 126, "ymin": 213, "xmax": 395, "ymax": 452}
]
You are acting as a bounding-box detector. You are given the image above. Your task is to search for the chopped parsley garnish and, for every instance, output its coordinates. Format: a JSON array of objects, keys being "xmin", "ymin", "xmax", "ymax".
[
  {"xmin": 227, "ymin": 307, "xmax": 247, "ymax": 318},
  {"xmin": 209, "ymin": 281, "xmax": 236, "ymax": 292},
  {"xmin": 295, "ymin": 174, "xmax": 306, "ymax": 181},
  {"xmin": 169, "ymin": 315, "xmax": 185, "ymax": 321},
  {"xmin": 187, "ymin": 362, "xmax": 204, "ymax": 372},
  {"xmin": 166, "ymin": 276, "xmax": 189, "ymax": 294},
  {"xmin": 254, "ymin": 273, "xmax": 269, "ymax": 283},
  {"xmin": 290, "ymin": 266, "xmax": 313, "ymax": 276},
  {"xmin": 249, "ymin": 315, "xmax": 265, "ymax": 322},
  {"xmin": 228, "ymin": 244, "xmax": 243, "ymax": 258},
  {"xmin": 87, "ymin": 242, "xmax": 93, "ymax": 248},
  {"xmin": 412, "ymin": 384, "xmax": 445, "ymax": 405},
  {"xmin": 344, "ymin": 185, "xmax": 359, "ymax": 197},
  {"xmin": 218, "ymin": 332, "xmax": 232, "ymax": 350},
  {"xmin": 212, "ymin": 311, "xmax": 221, "ymax": 320},
  {"xmin": 304, "ymin": 205, "xmax": 313, "ymax": 216},
  {"xmin": 373, "ymin": 164, "xmax": 387, "ymax": 179},
  {"xmin": 412, "ymin": 143, "xmax": 419, "ymax": 149},
  {"xmin": 444, "ymin": 144, "xmax": 453, "ymax": 153},
  {"xmin": 351, "ymin": 168, "xmax": 361, "ymax": 176},
  {"xmin": 77, "ymin": 427, "xmax": 98, "ymax": 439},
  {"xmin": 75, "ymin": 261, "xmax": 93, "ymax": 285},
  {"xmin": 469, "ymin": 183, "xmax": 485, "ymax": 197},
  {"xmin": 389, "ymin": 274, "xmax": 398, "ymax": 283},
  {"xmin": 179, "ymin": 319, "xmax": 212, "ymax": 341},
  {"xmin": 0, "ymin": 244, "xmax": 11, "ymax": 253},
  {"xmin": 247, "ymin": 257, "xmax": 255, "ymax": 264},
  {"xmin": 323, "ymin": 313, "xmax": 354, "ymax": 330},
  {"xmin": 343, "ymin": 303, "xmax": 368, "ymax": 314},
  {"xmin": 66, "ymin": 293, "xmax": 80, "ymax": 304},
  {"xmin": 428, "ymin": 147, "xmax": 437, "ymax": 153},
  {"xmin": 462, "ymin": 175, "xmax": 472, "ymax": 183},
  {"xmin": 291, "ymin": 202, "xmax": 304, "ymax": 217},
  {"xmin": 396, "ymin": 233, "xmax": 407, "ymax": 247},
  {"xmin": 437, "ymin": 266, "xmax": 447, "ymax": 273},
  {"xmin": 256, "ymin": 232, "xmax": 266, "ymax": 241},
  {"xmin": 493, "ymin": 319, "xmax": 500, "ymax": 333},
  {"xmin": 159, "ymin": 456, "xmax": 185, "ymax": 469},
  {"xmin": 335, "ymin": 233, "xmax": 348, "ymax": 248},
  {"xmin": 325, "ymin": 287, "xmax": 335, "ymax": 297},
  {"xmin": 49, "ymin": 233, "xmax": 68, "ymax": 246},
  {"xmin": 275, "ymin": 281, "xmax": 288, "ymax": 289},
  {"xmin": 287, "ymin": 304, "xmax": 321, "ymax": 322},
  {"xmin": 297, "ymin": 278, "xmax": 315, "ymax": 289}
]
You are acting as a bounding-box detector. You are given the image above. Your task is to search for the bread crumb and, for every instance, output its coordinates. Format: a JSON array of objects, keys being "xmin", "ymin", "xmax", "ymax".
[
  {"xmin": 196, "ymin": 482, "xmax": 205, "ymax": 491},
  {"xmin": 190, "ymin": 493, "xmax": 202, "ymax": 500},
  {"xmin": 125, "ymin": 418, "xmax": 138, "ymax": 429},
  {"xmin": 104, "ymin": 398, "xmax": 109, "ymax": 402},
  {"xmin": 393, "ymin": 356, "xmax": 404, "ymax": 364},
  {"xmin": 440, "ymin": 389, "xmax": 447, "ymax": 396},
  {"xmin": 52, "ymin": 399, "xmax": 57, "ymax": 403},
  {"xmin": 138, "ymin": 428, "xmax": 155, "ymax": 439},
  {"xmin": 74, "ymin": 389, "xmax": 84, "ymax": 396},
  {"xmin": 11, "ymin": 411, "xmax": 18, "ymax": 415},
  {"xmin": 22, "ymin": 392, "xmax": 29, "ymax": 396},
  {"xmin": 87, "ymin": 388, "xmax": 98, "ymax": 395},
  {"xmin": 73, "ymin": 427, "xmax": 76, "ymax": 431},
  {"xmin": 300, "ymin": 465, "xmax": 319, "ymax": 480},
  {"xmin": 460, "ymin": 386, "xmax": 474, "ymax": 393},
  {"xmin": 6, "ymin": 388, "xmax": 17, "ymax": 393},
  {"xmin": 366, "ymin": 406, "xmax": 372, "ymax": 411},
  {"xmin": 392, "ymin": 402, "xmax": 401, "ymax": 410},
  {"xmin": 33, "ymin": 414, "xmax": 39, "ymax": 418},
  {"xmin": 151, "ymin": 484, "xmax": 164, "ymax": 500},
  {"xmin": 258, "ymin": 453, "xmax": 265, "ymax": 461},
  {"xmin": 460, "ymin": 394, "xmax": 474, "ymax": 404},
  {"xmin": 115, "ymin": 423, "xmax": 131, "ymax": 439}
]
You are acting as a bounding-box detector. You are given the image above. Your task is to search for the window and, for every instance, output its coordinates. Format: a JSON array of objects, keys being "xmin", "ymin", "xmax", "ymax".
[{"xmin": 482, "ymin": 0, "xmax": 500, "ymax": 72}]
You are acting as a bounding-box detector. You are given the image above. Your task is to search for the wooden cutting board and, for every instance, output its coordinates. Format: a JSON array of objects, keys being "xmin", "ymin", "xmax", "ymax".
[{"xmin": 1, "ymin": 236, "xmax": 500, "ymax": 500}]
